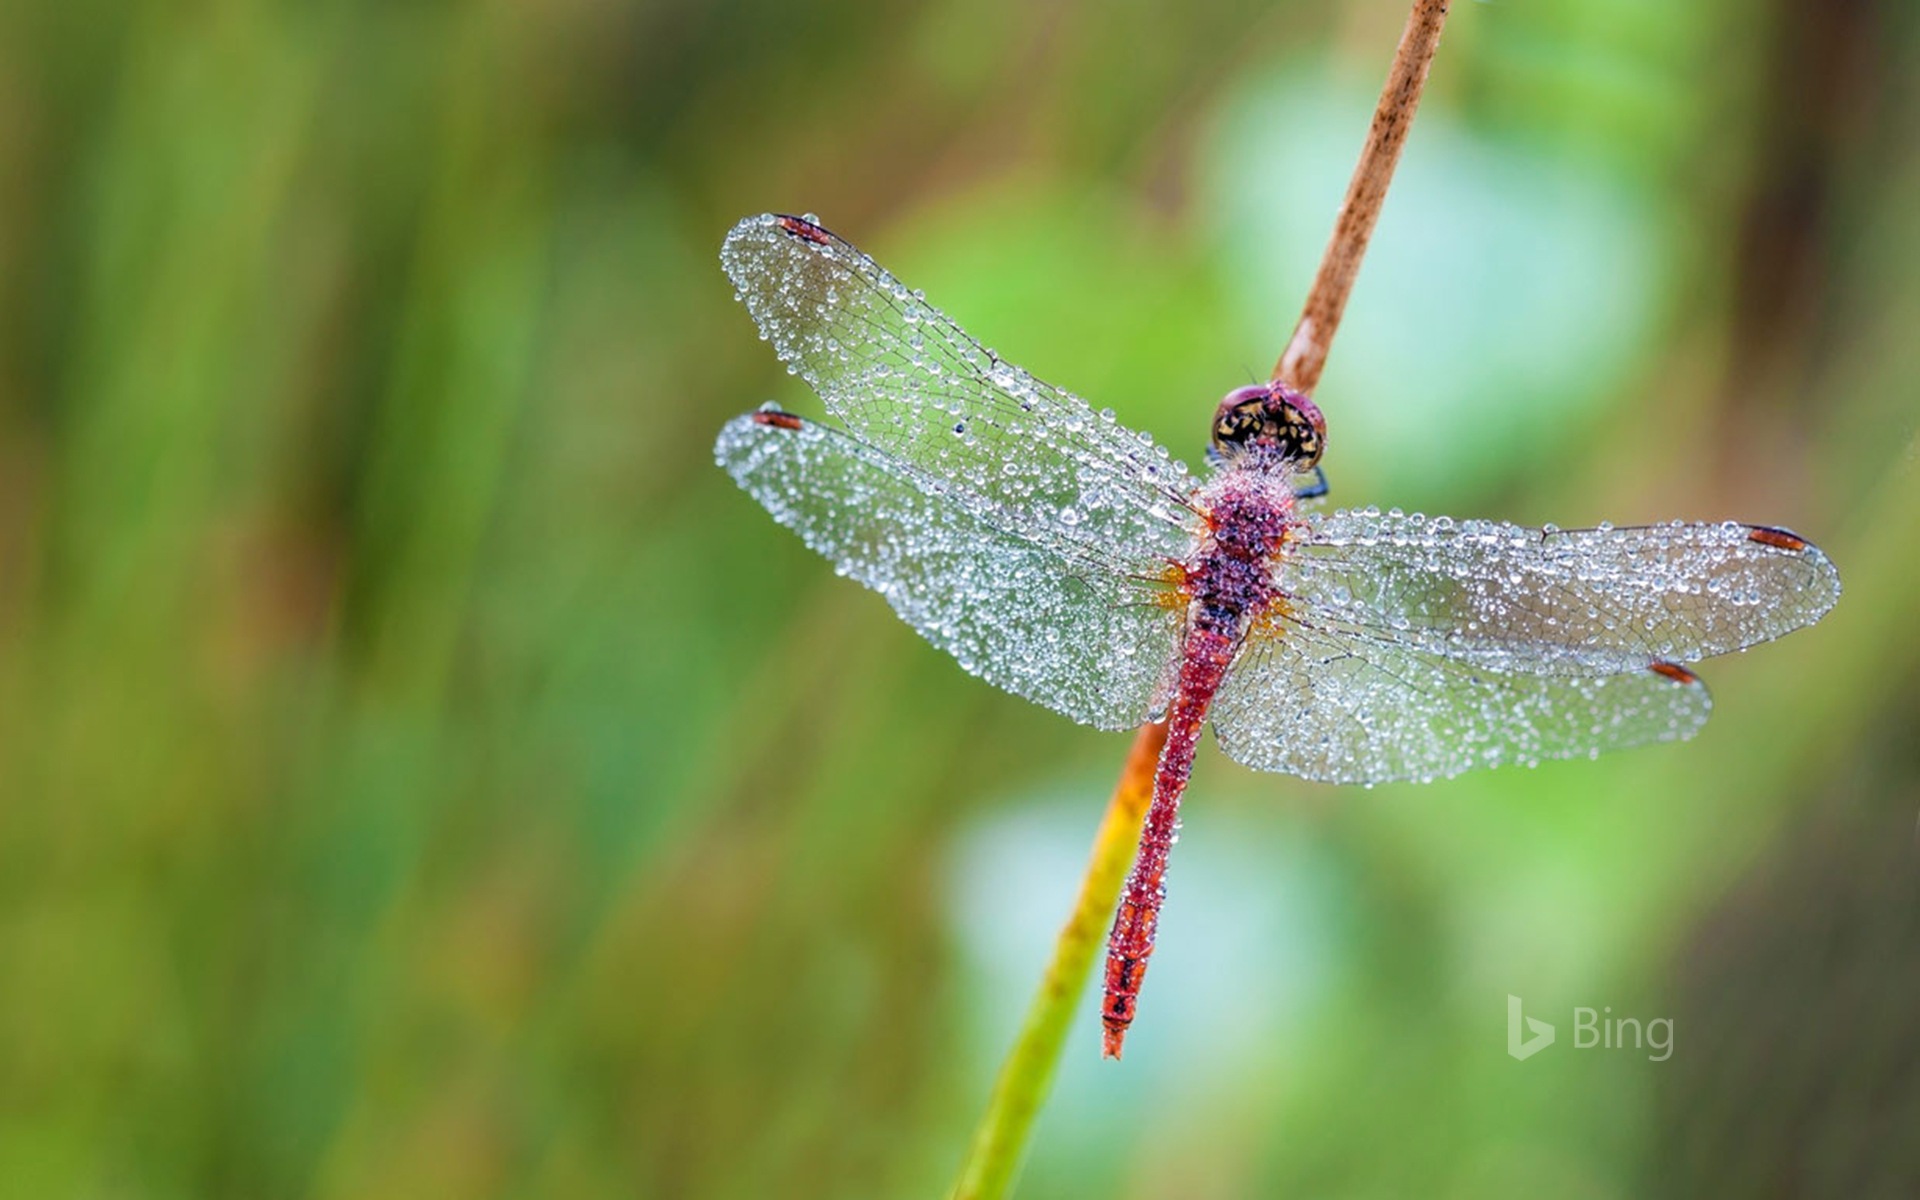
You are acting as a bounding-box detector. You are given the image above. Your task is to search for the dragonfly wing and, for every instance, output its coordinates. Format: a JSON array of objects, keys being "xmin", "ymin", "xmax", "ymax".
[
  {"xmin": 1209, "ymin": 624, "xmax": 1713, "ymax": 785},
  {"xmin": 721, "ymin": 214, "xmax": 1202, "ymax": 567},
  {"xmin": 1284, "ymin": 510, "xmax": 1840, "ymax": 674},
  {"xmin": 717, "ymin": 412, "xmax": 1185, "ymax": 730}
]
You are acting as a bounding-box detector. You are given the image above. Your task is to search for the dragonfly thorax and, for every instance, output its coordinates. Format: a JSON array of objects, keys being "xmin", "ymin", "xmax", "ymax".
[
  {"xmin": 1185, "ymin": 469, "xmax": 1296, "ymax": 630},
  {"xmin": 1208, "ymin": 382, "xmax": 1326, "ymax": 472}
]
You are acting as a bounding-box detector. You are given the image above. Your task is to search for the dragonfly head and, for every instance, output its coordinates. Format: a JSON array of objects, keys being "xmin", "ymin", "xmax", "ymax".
[{"xmin": 1208, "ymin": 383, "xmax": 1326, "ymax": 472}]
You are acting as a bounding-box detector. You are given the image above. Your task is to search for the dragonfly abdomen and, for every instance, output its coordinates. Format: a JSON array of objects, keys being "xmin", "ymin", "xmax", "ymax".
[{"xmin": 1100, "ymin": 616, "xmax": 1240, "ymax": 1058}]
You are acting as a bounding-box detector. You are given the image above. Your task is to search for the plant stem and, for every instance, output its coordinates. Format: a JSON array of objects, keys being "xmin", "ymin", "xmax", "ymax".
[
  {"xmin": 1275, "ymin": 0, "xmax": 1451, "ymax": 393},
  {"xmin": 947, "ymin": 3, "xmax": 1450, "ymax": 1197},
  {"xmin": 947, "ymin": 721, "xmax": 1166, "ymax": 1200}
]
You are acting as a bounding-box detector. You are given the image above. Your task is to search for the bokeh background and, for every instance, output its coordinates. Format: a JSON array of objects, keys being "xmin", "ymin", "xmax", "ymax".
[{"xmin": 2, "ymin": 0, "xmax": 1917, "ymax": 1196}]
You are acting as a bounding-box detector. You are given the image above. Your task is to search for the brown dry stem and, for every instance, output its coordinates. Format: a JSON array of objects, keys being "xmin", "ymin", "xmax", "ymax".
[{"xmin": 1276, "ymin": 0, "xmax": 1450, "ymax": 393}]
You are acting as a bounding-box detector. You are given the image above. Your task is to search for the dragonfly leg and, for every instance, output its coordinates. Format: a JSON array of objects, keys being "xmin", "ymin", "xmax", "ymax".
[{"xmin": 1291, "ymin": 466, "xmax": 1329, "ymax": 501}]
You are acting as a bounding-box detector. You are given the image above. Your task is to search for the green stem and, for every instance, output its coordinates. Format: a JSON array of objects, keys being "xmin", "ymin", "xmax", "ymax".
[{"xmin": 946, "ymin": 723, "xmax": 1165, "ymax": 1200}]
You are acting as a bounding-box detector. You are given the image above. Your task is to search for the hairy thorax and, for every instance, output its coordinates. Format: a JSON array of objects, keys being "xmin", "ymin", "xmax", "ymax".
[{"xmin": 1181, "ymin": 466, "xmax": 1298, "ymax": 636}]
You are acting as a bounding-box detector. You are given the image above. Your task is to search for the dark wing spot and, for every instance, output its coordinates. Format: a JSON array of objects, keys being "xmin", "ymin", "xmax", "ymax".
[
  {"xmin": 1649, "ymin": 660, "xmax": 1702, "ymax": 685},
  {"xmin": 751, "ymin": 409, "xmax": 806, "ymax": 431},
  {"xmin": 774, "ymin": 215, "xmax": 832, "ymax": 246},
  {"xmin": 1746, "ymin": 525, "xmax": 1810, "ymax": 552}
]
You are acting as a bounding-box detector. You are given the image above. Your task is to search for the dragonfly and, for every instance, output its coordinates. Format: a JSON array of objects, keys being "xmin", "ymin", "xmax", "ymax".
[{"xmin": 713, "ymin": 212, "xmax": 1841, "ymax": 1058}]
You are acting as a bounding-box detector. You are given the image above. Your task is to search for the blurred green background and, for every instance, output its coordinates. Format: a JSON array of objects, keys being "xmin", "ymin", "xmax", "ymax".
[{"xmin": 1, "ymin": 0, "xmax": 1916, "ymax": 1196}]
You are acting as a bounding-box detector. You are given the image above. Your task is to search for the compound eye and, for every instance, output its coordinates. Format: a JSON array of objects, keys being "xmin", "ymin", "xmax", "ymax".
[
  {"xmin": 1213, "ymin": 403, "xmax": 1261, "ymax": 447},
  {"xmin": 1278, "ymin": 401, "xmax": 1325, "ymax": 467}
]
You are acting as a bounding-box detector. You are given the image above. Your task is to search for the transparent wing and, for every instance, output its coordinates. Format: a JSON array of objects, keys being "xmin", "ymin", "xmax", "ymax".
[
  {"xmin": 1210, "ymin": 623, "xmax": 1713, "ymax": 785},
  {"xmin": 1283, "ymin": 509, "xmax": 1841, "ymax": 675},
  {"xmin": 716, "ymin": 412, "xmax": 1185, "ymax": 730},
  {"xmin": 721, "ymin": 213, "xmax": 1202, "ymax": 567}
]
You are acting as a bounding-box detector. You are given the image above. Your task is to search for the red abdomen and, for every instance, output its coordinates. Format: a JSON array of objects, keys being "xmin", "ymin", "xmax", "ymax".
[{"xmin": 1100, "ymin": 619, "xmax": 1237, "ymax": 1057}]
